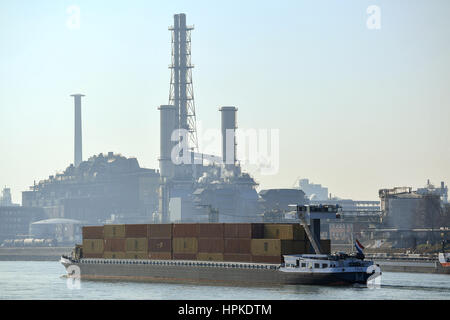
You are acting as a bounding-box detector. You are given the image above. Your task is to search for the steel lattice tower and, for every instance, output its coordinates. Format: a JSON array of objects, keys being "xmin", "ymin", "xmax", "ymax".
[{"xmin": 169, "ymin": 13, "xmax": 198, "ymax": 152}]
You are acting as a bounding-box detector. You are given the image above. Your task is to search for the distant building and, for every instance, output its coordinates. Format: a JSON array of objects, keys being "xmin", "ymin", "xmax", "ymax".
[
  {"xmin": 298, "ymin": 179, "xmax": 328, "ymax": 201},
  {"xmin": 0, "ymin": 206, "xmax": 45, "ymax": 242},
  {"xmin": 0, "ymin": 187, "xmax": 19, "ymax": 207},
  {"xmin": 22, "ymin": 152, "xmax": 160, "ymax": 224},
  {"xmin": 259, "ymin": 189, "xmax": 308, "ymax": 212},
  {"xmin": 416, "ymin": 179, "xmax": 448, "ymax": 204},
  {"xmin": 258, "ymin": 189, "xmax": 309, "ymax": 222},
  {"xmin": 30, "ymin": 218, "xmax": 84, "ymax": 245},
  {"xmin": 379, "ymin": 187, "xmax": 442, "ymax": 229}
]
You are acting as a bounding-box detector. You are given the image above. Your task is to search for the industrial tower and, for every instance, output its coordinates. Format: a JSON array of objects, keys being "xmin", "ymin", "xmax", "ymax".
[
  {"xmin": 168, "ymin": 13, "xmax": 198, "ymax": 152},
  {"xmin": 70, "ymin": 94, "xmax": 85, "ymax": 167}
]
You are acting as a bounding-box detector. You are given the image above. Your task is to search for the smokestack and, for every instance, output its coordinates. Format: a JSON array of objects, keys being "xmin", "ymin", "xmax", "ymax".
[
  {"xmin": 70, "ymin": 94, "xmax": 85, "ymax": 167},
  {"xmin": 159, "ymin": 105, "xmax": 177, "ymax": 178},
  {"xmin": 219, "ymin": 106, "xmax": 237, "ymax": 166}
]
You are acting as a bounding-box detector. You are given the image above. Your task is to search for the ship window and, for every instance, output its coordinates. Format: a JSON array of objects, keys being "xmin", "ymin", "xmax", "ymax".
[
  {"xmin": 322, "ymin": 263, "xmax": 328, "ymax": 268},
  {"xmin": 301, "ymin": 263, "xmax": 306, "ymax": 268},
  {"xmin": 314, "ymin": 263, "xmax": 320, "ymax": 268}
]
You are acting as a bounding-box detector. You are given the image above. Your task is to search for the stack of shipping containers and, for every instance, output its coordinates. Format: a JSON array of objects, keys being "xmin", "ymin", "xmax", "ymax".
[
  {"xmin": 148, "ymin": 224, "xmax": 172, "ymax": 260},
  {"xmin": 251, "ymin": 224, "xmax": 307, "ymax": 263},
  {"xmin": 125, "ymin": 224, "xmax": 148, "ymax": 259},
  {"xmin": 198, "ymin": 223, "xmax": 225, "ymax": 261},
  {"xmin": 172, "ymin": 224, "xmax": 198, "ymax": 260},
  {"xmin": 82, "ymin": 226, "xmax": 104, "ymax": 258},
  {"xmin": 224, "ymin": 223, "xmax": 264, "ymax": 262},
  {"xmin": 81, "ymin": 223, "xmax": 331, "ymax": 263},
  {"xmin": 104, "ymin": 225, "xmax": 125, "ymax": 259}
]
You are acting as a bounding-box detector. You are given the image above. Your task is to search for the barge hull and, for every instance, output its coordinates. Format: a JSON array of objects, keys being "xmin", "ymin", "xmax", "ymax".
[{"xmin": 62, "ymin": 259, "xmax": 370, "ymax": 286}]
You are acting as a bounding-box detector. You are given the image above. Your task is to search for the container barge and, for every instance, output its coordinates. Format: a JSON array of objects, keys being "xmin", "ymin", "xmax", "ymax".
[{"xmin": 61, "ymin": 205, "xmax": 381, "ymax": 286}]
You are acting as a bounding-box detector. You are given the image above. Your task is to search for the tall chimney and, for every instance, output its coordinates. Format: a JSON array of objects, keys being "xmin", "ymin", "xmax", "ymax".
[
  {"xmin": 158, "ymin": 105, "xmax": 177, "ymax": 178},
  {"xmin": 219, "ymin": 106, "xmax": 237, "ymax": 166},
  {"xmin": 71, "ymin": 94, "xmax": 85, "ymax": 167}
]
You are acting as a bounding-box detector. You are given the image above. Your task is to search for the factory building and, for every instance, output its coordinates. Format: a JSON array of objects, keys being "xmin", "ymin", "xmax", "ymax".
[
  {"xmin": 379, "ymin": 185, "xmax": 446, "ymax": 230},
  {"xmin": 0, "ymin": 206, "xmax": 45, "ymax": 242},
  {"xmin": 416, "ymin": 179, "xmax": 448, "ymax": 204},
  {"xmin": 30, "ymin": 218, "xmax": 84, "ymax": 245},
  {"xmin": 0, "ymin": 187, "xmax": 19, "ymax": 207},
  {"xmin": 258, "ymin": 189, "xmax": 308, "ymax": 212},
  {"xmin": 22, "ymin": 152, "xmax": 160, "ymax": 224},
  {"xmin": 298, "ymin": 178, "xmax": 329, "ymax": 201}
]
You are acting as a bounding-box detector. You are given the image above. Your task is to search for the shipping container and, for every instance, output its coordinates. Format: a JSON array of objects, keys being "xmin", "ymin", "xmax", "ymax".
[
  {"xmin": 148, "ymin": 224, "xmax": 173, "ymax": 239},
  {"xmin": 148, "ymin": 238, "xmax": 172, "ymax": 252},
  {"xmin": 251, "ymin": 239, "xmax": 308, "ymax": 256},
  {"xmin": 197, "ymin": 253, "xmax": 224, "ymax": 261},
  {"xmin": 198, "ymin": 238, "xmax": 224, "ymax": 253},
  {"xmin": 198, "ymin": 223, "xmax": 224, "ymax": 238},
  {"xmin": 83, "ymin": 253, "xmax": 103, "ymax": 259},
  {"xmin": 82, "ymin": 226, "xmax": 104, "ymax": 239},
  {"xmin": 223, "ymin": 254, "xmax": 252, "ymax": 262},
  {"xmin": 148, "ymin": 252, "xmax": 172, "ymax": 260},
  {"xmin": 264, "ymin": 224, "xmax": 306, "ymax": 240},
  {"xmin": 103, "ymin": 252, "xmax": 126, "ymax": 259},
  {"xmin": 125, "ymin": 224, "xmax": 148, "ymax": 238},
  {"xmin": 251, "ymin": 255, "xmax": 282, "ymax": 264},
  {"xmin": 104, "ymin": 238, "xmax": 126, "ymax": 252},
  {"xmin": 223, "ymin": 223, "xmax": 264, "ymax": 239},
  {"xmin": 173, "ymin": 224, "xmax": 199, "ymax": 237},
  {"xmin": 126, "ymin": 238, "xmax": 148, "ymax": 252},
  {"xmin": 282, "ymin": 240, "xmax": 308, "ymax": 254},
  {"xmin": 172, "ymin": 237, "xmax": 198, "ymax": 253},
  {"xmin": 125, "ymin": 251, "xmax": 148, "ymax": 260},
  {"xmin": 173, "ymin": 253, "xmax": 197, "ymax": 260},
  {"xmin": 320, "ymin": 239, "xmax": 331, "ymax": 254},
  {"xmin": 224, "ymin": 238, "xmax": 251, "ymax": 254},
  {"xmin": 82, "ymin": 239, "xmax": 104, "ymax": 254},
  {"xmin": 104, "ymin": 225, "xmax": 126, "ymax": 239}
]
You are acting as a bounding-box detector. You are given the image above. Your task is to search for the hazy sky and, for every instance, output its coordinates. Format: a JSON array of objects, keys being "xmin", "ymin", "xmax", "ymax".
[{"xmin": 1, "ymin": 0, "xmax": 449, "ymax": 204}]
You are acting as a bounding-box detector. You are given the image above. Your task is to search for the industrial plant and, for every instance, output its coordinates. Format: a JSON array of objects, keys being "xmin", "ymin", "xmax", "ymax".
[{"xmin": 0, "ymin": 13, "xmax": 448, "ymax": 255}]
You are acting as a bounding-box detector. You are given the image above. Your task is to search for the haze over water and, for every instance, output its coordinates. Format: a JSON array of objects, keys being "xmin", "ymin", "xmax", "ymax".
[{"xmin": 0, "ymin": 261, "xmax": 449, "ymax": 300}]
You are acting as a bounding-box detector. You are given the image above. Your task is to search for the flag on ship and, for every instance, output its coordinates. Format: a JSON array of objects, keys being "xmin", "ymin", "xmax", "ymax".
[{"xmin": 355, "ymin": 239, "xmax": 364, "ymax": 254}]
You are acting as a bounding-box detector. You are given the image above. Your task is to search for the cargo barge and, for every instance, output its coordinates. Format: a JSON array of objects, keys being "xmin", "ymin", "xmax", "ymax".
[
  {"xmin": 61, "ymin": 205, "xmax": 381, "ymax": 286},
  {"xmin": 61, "ymin": 252, "xmax": 378, "ymax": 286}
]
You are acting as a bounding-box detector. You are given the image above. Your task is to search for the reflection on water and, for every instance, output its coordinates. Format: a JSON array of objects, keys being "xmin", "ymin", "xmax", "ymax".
[{"xmin": 0, "ymin": 261, "xmax": 449, "ymax": 300}]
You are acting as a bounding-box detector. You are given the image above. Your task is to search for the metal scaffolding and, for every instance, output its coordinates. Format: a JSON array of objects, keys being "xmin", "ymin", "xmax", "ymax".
[{"xmin": 169, "ymin": 13, "xmax": 198, "ymax": 152}]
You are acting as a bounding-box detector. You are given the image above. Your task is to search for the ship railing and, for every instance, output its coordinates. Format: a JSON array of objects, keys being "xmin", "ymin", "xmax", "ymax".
[{"xmin": 79, "ymin": 258, "xmax": 280, "ymax": 270}]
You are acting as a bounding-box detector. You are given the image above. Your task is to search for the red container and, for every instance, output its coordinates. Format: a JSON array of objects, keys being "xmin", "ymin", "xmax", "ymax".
[
  {"xmin": 173, "ymin": 224, "xmax": 199, "ymax": 238},
  {"xmin": 173, "ymin": 253, "xmax": 197, "ymax": 260},
  {"xmin": 148, "ymin": 239, "xmax": 172, "ymax": 252},
  {"xmin": 198, "ymin": 223, "xmax": 224, "ymax": 238},
  {"xmin": 223, "ymin": 254, "xmax": 252, "ymax": 262},
  {"xmin": 224, "ymin": 238, "xmax": 251, "ymax": 254},
  {"xmin": 82, "ymin": 226, "xmax": 104, "ymax": 239},
  {"xmin": 104, "ymin": 239, "xmax": 126, "ymax": 252},
  {"xmin": 223, "ymin": 223, "xmax": 264, "ymax": 239},
  {"xmin": 198, "ymin": 238, "xmax": 224, "ymax": 253},
  {"xmin": 251, "ymin": 255, "xmax": 282, "ymax": 264},
  {"xmin": 148, "ymin": 252, "xmax": 172, "ymax": 260},
  {"xmin": 148, "ymin": 224, "xmax": 173, "ymax": 239},
  {"xmin": 125, "ymin": 224, "xmax": 148, "ymax": 238}
]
